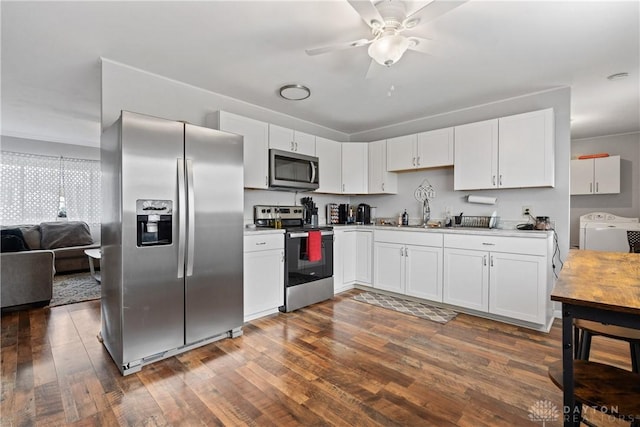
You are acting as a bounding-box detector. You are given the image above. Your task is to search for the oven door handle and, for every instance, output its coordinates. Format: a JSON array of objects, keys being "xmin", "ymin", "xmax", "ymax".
[{"xmin": 288, "ymin": 231, "xmax": 334, "ymax": 238}]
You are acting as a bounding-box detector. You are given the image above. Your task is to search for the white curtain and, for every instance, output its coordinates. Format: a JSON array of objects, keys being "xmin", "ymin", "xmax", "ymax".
[{"xmin": 0, "ymin": 151, "xmax": 100, "ymax": 226}]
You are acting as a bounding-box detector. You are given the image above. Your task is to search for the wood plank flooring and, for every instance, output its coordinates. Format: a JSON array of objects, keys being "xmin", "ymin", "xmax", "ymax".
[{"xmin": 1, "ymin": 290, "xmax": 632, "ymax": 426}]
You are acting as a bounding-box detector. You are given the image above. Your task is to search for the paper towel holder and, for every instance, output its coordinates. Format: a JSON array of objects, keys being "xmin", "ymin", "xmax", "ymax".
[{"xmin": 466, "ymin": 195, "xmax": 497, "ymax": 205}]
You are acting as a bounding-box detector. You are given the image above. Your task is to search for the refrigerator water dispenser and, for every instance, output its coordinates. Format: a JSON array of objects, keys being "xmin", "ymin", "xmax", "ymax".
[{"xmin": 136, "ymin": 199, "xmax": 173, "ymax": 246}]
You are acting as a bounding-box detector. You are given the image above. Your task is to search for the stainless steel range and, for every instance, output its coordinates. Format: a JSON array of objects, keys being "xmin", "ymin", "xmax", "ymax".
[{"xmin": 254, "ymin": 205, "xmax": 334, "ymax": 312}]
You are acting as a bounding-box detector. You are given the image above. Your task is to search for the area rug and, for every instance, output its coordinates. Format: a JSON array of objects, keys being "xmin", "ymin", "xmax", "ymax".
[
  {"xmin": 50, "ymin": 272, "xmax": 100, "ymax": 307},
  {"xmin": 353, "ymin": 292, "xmax": 457, "ymax": 324}
]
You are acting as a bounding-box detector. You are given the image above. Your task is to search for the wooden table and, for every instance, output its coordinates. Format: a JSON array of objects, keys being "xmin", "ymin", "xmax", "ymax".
[{"xmin": 550, "ymin": 249, "xmax": 640, "ymax": 426}]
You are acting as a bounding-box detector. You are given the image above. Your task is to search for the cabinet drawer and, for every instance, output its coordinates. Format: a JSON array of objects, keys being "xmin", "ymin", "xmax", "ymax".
[
  {"xmin": 444, "ymin": 234, "xmax": 547, "ymax": 256},
  {"xmin": 375, "ymin": 230, "xmax": 443, "ymax": 247},
  {"xmin": 244, "ymin": 234, "xmax": 284, "ymax": 252}
]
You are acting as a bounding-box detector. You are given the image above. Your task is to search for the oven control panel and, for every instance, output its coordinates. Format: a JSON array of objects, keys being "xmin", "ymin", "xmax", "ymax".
[{"xmin": 254, "ymin": 205, "xmax": 304, "ymax": 221}]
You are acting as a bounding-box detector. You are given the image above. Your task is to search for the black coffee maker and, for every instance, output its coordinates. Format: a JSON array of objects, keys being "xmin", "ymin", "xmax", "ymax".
[
  {"xmin": 356, "ymin": 204, "xmax": 371, "ymax": 225},
  {"xmin": 338, "ymin": 204, "xmax": 354, "ymax": 224}
]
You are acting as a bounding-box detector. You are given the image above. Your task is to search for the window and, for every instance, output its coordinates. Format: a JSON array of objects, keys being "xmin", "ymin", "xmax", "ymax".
[{"xmin": 0, "ymin": 151, "xmax": 100, "ymax": 226}]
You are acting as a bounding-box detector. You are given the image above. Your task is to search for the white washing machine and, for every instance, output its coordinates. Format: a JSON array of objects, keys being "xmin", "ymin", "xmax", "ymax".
[{"xmin": 579, "ymin": 212, "xmax": 640, "ymax": 252}]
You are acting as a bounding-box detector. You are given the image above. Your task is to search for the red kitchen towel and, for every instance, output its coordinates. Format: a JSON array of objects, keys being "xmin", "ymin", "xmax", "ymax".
[{"xmin": 307, "ymin": 230, "xmax": 322, "ymax": 262}]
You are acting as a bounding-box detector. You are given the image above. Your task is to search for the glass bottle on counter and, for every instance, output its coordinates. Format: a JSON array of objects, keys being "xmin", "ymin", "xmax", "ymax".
[{"xmin": 402, "ymin": 209, "xmax": 409, "ymax": 226}]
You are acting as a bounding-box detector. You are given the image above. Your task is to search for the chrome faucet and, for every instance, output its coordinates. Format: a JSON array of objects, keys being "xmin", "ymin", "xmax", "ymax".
[{"xmin": 422, "ymin": 199, "xmax": 431, "ymax": 226}]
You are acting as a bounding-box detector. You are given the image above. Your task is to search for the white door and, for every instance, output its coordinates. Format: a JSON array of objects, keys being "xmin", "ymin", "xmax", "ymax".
[
  {"xmin": 416, "ymin": 128, "xmax": 454, "ymax": 168},
  {"xmin": 498, "ymin": 108, "xmax": 554, "ymax": 188},
  {"xmin": 368, "ymin": 139, "xmax": 397, "ymax": 194},
  {"xmin": 405, "ymin": 245, "xmax": 443, "ymax": 302},
  {"xmin": 373, "ymin": 242, "xmax": 405, "ymax": 293},
  {"xmin": 454, "ymin": 119, "xmax": 498, "ymax": 190},
  {"xmin": 594, "ymin": 155, "xmax": 620, "ymax": 194},
  {"xmin": 243, "ymin": 249, "xmax": 284, "ymax": 321},
  {"xmin": 333, "ymin": 230, "xmax": 344, "ymax": 293},
  {"xmin": 355, "ymin": 231, "xmax": 373, "ymax": 284},
  {"xmin": 342, "ymin": 230, "xmax": 357, "ymax": 285},
  {"xmin": 315, "ymin": 137, "xmax": 342, "ymax": 193},
  {"xmin": 386, "ymin": 134, "xmax": 417, "ymax": 171},
  {"xmin": 342, "ymin": 143, "xmax": 368, "ymax": 194},
  {"xmin": 218, "ymin": 112, "xmax": 268, "ymax": 189},
  {"xmin": 570, "ymin": 158, "xmax": 594, "ymax": 195},
  {"xmin": 489, "ymin": 252, "xmax": 545, "ymax": 324},
  {"xmin": 293, "ymin": 131, "xmax": 316, "ymax": 156},
  {"xmin": 443, "ymin": 248, "xmax": 488, "ymax": 312},
  {"xmin": 269, "ymin": 124, "xmax": 295, "ymax": 152}
]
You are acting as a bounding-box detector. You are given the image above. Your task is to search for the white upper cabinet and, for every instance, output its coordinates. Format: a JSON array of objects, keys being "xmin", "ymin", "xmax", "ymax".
[
  {"xmin": 386, "ymin": 134, "xmax": 417, "ymax": 171},
  {"xmin": 454, "ymin": 108, "xmax": 555, "ymax": 190},
  {"xmin": 454, "ymin": 119, "xmax": 499, "ymax": 190},
  {"xmin": 268, "ymin": 124, "xmax": 315, "ymax": 156},
  {"xmin": 571, "ymin": 155, "xmax": 620, "ymax": 195},
  {"xmin": 416, "ymin": 127, "xmax": 454, "ymax": 168},
  {"xmin": 341, "ymin": 143, "xmax": 368, "ymax": 194},
  {"xmin": 315, "ymin": 136, "xmax": 342, "ymax": 194},
  {"xmin": 217, "ymin": 111, "xmax": 269, "ymax": 189},
  {"xmin": 368, "ymin": 139, "xmax": 397, "ymax": 194},
  {"xmin": 386, "ymin": 128, "xmax": 454, "ymax": 172}
]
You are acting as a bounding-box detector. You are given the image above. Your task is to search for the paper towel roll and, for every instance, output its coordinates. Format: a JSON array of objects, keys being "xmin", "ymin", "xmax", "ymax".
[{"xmin": 467, "ymin": 195, "xmax": 497, "ymax": 205}]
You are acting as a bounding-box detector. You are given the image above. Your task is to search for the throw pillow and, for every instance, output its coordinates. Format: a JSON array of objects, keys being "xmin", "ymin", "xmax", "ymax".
[
  {"xmin": 1, "ymin": 228, "xmax": 30, "ymax": 252},
  {"xmin": 40, "ymin": 221, "xmax": 94, "ymax": 249},
  {"xmin": 18, "ymin": 225, "xmax": 41, "ymax": 250}
]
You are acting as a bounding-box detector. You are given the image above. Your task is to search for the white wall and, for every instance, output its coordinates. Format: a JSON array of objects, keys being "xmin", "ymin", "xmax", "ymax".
[
  {"xmin": 353, "ymin": 87, "xmax": 572, "ymax": 265},
  {"xmin": 570, "ymin": 131, "xmax": 640, "ymax": 247}
]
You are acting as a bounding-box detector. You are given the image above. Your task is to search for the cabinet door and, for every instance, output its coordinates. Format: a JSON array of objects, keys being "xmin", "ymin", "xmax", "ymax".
[
  {"xmin": 368, "ymin": 139, "xmax": 398, "ymax": 194},
  {"xmin": 498, "ymin": 108, "xmax": 554, "ymax": 188},
  {"xmin": 373, "ymin": 242, "xmax": 405, "ymax": 293},
  {"xmin": 293, "ymin": 130, "xmax": 316, "ymax": 156},
  {"xmin": 386, "ymin": 134, "xmax": 417, "ymax": 171},
  {"xmin": 443, "ymin": 248, "xmax": 488, "ymax": 312},
  {"xmin": 489, "ymin": 252, "xmax": 545, "ymax": 324},
  {"xmin": 219, "ymin": 112, "xmax": 269, "ymax": 189},
  {"xmin": 268, "ymin": 124, "xmax": 295, "ymax": 152},
  {"xmin": 342, "ymin": 231, "xmax": 357, "ymax": 285},
  {"xmin": 416, "ymin": 128, "xmax": 454, "ymax": 168},
  {"xmin": 333, "ymin": 230, "xmax": 344, "ymax": 293},
  {"xmin": 355, "ymin": 231, "xmax": 373, "ymax": 284},
  {"xmin": 243, "ymin": 249, "xmax": 284, "ymax": 321},
  {"xmin": 594, "ymin": 155, "xmax": 620, "ymax": 194},
  {"xmin": 405, "ymin": 245, "xmax": 443, "ymax": 302},
  {"xmin": 341, "ymin": 143, "xmax": 368, "ymax": 194},
  {"xmin": 570, "ymin": 158, "xmax": 594, "ymax": 195},
  {"xmin": 315, "ymin": 137, "xmax": 342, "ymax": 193},
  {"xmin": 454, "ymin": 119, "xmax": 498, "ymax": 190}
]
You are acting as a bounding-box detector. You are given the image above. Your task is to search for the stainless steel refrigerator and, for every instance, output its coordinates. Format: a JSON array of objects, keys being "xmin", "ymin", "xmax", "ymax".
[{"xmin": 100, "ymin": 110, "xmax": 243, "ymax": 375}]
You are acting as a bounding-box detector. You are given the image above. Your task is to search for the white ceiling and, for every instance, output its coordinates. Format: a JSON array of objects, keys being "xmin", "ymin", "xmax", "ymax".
[{"xmin": 2, "ymin": 1, "xmax": 639, "ymax": 148}]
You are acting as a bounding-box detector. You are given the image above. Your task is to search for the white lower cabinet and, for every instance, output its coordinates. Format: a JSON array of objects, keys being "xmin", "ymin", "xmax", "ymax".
[
  {"xmin": 443, "ymin": 234, "xmax": 550, "ymax": 325},
  {"xmin": 243, "ymin": 233, "xmax": 284, "ymax": 322},
  {"xmin": 373, "ymin": 231, "xmax": 443, "ymax": 302},
  {"xmin": 334, "ymin": 229, "xmax": 373, "ymax": 292}
]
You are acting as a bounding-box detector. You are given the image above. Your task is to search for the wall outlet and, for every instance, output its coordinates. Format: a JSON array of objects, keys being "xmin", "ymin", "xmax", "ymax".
[{"xmin": 522, "ymin": 206, "xmax": 532, "ymax": 217}]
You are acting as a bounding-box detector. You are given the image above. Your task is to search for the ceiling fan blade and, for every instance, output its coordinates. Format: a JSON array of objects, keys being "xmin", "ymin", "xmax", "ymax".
[
  {"xmin": 347, "ymin": 0, "xmax": 385, "ymax": 29},
  {"xmin": 305, "ymin": 38, "xmax": 372, "ymax": 56},
  {"xmin": 403, "ymin": 0, "xmax": 468, "ymax": 28},
  {"xmin": 406, "ymin": 37, "xmax": 433, "ymax": 55}
]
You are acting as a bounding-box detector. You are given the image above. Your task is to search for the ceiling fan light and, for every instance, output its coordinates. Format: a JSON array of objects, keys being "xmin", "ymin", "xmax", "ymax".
[{"xmin": 368, "ymin": 34, "xmax": 410, "ymax": 66}]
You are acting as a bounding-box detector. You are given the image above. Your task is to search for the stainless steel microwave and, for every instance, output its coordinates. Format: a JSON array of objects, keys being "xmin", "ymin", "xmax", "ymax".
[{"xmin": 269, "ymin": 149, "xmax": 319, "ymax": 191}]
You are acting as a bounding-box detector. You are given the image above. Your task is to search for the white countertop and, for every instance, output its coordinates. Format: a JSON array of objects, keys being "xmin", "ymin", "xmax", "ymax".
[{"xmin": 330, "ymin": 224, "xmax": 552, "ymax": 238}]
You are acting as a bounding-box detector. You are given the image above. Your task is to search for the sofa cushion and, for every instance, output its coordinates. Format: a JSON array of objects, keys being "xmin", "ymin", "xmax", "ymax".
[
  {"xmin": 40, "ymin": 221, "xmax": 93, "ymax": 249},
  {"xmin": 1, "ymin": 228, "xmax": 30, "ymax": 252},
  {"xmin": 18, "ymin": 225, "xmax": 41, "ymax": 250}
]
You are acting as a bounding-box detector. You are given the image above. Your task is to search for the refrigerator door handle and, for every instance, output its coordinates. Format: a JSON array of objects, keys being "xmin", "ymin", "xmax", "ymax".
[
  {"xmin": 177, "ymin": 158, "xmax": 186, "ymax": 278},
  {"xmin": 186, "ymin": 159, "xmax": 196, "ymax": 276}
]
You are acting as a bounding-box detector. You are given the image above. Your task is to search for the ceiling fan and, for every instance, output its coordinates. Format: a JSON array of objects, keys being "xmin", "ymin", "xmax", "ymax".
[{"xmin": 306, "ymin": 0, "xmax": 468, "ymax": 68}]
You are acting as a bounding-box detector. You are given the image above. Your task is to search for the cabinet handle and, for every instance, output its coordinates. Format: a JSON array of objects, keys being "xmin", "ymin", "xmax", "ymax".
[
  {"xmin": 295, "ymin": 142, "xmax": 299, "ymax": 151},
  {"xmin": 417, "ymin": 156, "xmax": 420, "ymax": 166},
  {"xmin": 256, "ymin": 242, "xmax": 266, "ymax": 246},
  {"xmin": 265, "ymin": 176, "xmax": 268, "ymax": 186},
  {"xmin": 596, "ymin": 182, "xmax": 599, "ymax": 193},
  {"xmin": 483, "ymin": 255, "xmax": 487, "ymax": 266},
  {"xmin": 281, "ymin": 251, "xmax": 284, "ymax": 262},
  {"xmin": 382, "ymin": 183, "xmax": 385, "ymax": 191},
  {"xmin": 482, "ymin": 242, "xmax": 495, "ymax": 246},
  {"xmin": 490, "ymin": 255, "xmax": 494, "ymax": 267},
  {"xmin": 290, "ymin": 141, "xmax": 295, "ymax": 151},
  {"xmin": 342, "ymin": 183, "xmax": 345, "ymax": 192},
  {"xmin": 412, "ymin": 157, "xmax": 416, "ymax": 167},
  {"xmin": 492, "ymin": 175, "xmax": 496, "ymax": 186},
  {"xmin": 589, "ymin": 182, "xmax": 593, "ymax": 193},
  {"xmin": 499, "ymin": 175, "xmax": 503, "ymax": 186},
  {"xmin": 400, "ymin": 247, "xmax": 404, "ymax": 256},
  {"xmin": 405, "ymin": 247, "xmax": 408, "ymax": 257}
]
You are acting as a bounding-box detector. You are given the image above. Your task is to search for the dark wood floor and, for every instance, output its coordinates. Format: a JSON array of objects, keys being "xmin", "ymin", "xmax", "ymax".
[{"xmin": 1, "ymin": 290, "xmax": 632, "ymax": 426}]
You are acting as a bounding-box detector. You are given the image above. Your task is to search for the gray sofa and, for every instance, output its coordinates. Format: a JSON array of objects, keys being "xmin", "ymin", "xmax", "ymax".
[{"xmin": 1, "ymin": 221, "xmax": 99, "ymax": 309}]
